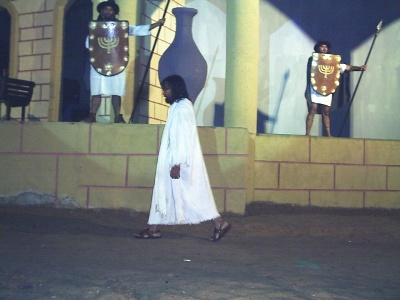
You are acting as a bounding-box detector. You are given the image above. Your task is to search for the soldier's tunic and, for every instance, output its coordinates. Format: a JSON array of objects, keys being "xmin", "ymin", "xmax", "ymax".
[{"xmin": 85, "ymin": 25, "xmax": 150, "ymax": 96}]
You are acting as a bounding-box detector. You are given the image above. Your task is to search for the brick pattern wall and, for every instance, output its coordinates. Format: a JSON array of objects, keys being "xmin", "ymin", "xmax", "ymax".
[
  {"xmin": 136, "ymin": 0, "xmax": 184, "ymax": 124},
  {"xmin": 14, "ymin": 0, "xmax": 53, "ymax": 121}
]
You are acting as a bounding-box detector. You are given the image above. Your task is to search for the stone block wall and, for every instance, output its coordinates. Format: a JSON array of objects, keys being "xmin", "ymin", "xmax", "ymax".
[
  {"xmin": 0, "ymin": 122, "xmax": 248, "ymax": 213},
  {"xmin": 0, "ymin": 122, "xmax": 399, "ymax": 213},
  {"xmin": 254, "ymin": 135, "xmax": 400, "ymax": 209}
]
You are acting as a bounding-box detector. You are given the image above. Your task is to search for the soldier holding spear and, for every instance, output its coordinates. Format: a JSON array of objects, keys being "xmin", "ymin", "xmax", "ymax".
[
  {"xmin": 305, "ymin": 41, "xmax": 367, "ymax": 137},
  {"xmin": 84, "ymin": 0, "xmax": 164, "ymax": 123}
]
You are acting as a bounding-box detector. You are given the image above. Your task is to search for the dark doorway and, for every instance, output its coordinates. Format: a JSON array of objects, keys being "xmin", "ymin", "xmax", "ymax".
[
  {"xmin": 0, "ymin": 7, "xmax": 11, "ymax": 77},
  {"xmin": 61, "ymin": 0, "xmax": 92, "ymax": 122},
  {"xmin": 0, "ymin": 7, "xmax": 11, "ymax": 120}
]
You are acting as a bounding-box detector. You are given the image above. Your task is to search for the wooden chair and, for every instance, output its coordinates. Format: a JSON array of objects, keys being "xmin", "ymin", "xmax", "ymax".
[{"xmin": 0, "ymin": 77, "xmax": 36, "ymax": 121}]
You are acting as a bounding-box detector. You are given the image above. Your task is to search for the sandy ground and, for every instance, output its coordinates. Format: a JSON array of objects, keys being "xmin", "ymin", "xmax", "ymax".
[{"xmin": 0, "ymin": 203, "xmax": 399, "ymax": 300}]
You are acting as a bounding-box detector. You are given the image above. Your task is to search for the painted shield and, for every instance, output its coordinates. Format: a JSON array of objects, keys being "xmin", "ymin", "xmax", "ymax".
[
  {"xmin": 310, "ymin": 53, "xmax": 342, "ymax": 95},
  {"xmin": 88, "ymin": 21, "xmax": 129, "ymax": 76}
]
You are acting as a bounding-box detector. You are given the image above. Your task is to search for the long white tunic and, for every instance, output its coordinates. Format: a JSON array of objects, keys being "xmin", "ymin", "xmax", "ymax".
[
  {"xmin": 148, "ymin": 99, "xmax": 220, "ymax": 225},
  {"xmin": 310, "ymin": 63, "xmax": 347, "ymax": 106},
  {"xmin": 86, "ymin": 24, "xmax": 151, "ymax": 96}
]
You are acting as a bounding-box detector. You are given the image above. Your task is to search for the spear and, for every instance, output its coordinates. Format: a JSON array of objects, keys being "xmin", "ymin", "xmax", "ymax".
[
  {"xmin": 129, "ymin": 0, "xmax": 171, "ymax": 123},
  {"xmin": 338, "ymin": 20, "xmax": 383, "ymax": 137}
]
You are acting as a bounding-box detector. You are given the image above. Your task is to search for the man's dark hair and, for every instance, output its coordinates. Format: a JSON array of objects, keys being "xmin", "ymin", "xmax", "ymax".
[
  {"xmin": 314, "ymin": 40, "xmax": 331, "ymax": 52},
  {"xmin": 96, "ymin": 1, "xmax": 119, "ymax": 20},
  {"xmin": 97, "ymin": 0, "xmax": 119, "ymax": 15},
  {"xmin": 161, "ymin": 75, "xmax": 190, "ymax": 102}
]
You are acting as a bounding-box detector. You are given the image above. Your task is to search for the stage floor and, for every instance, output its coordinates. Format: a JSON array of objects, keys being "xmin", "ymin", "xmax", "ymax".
[{"xmin": 1, "ymin": 203, "xmax": 399, "ymax": 299}]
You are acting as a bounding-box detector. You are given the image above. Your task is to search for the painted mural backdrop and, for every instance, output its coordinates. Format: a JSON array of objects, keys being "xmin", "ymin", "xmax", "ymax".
[{"xmin": 187, "ymin": 0, "xmax": 399, "ymax": 139}]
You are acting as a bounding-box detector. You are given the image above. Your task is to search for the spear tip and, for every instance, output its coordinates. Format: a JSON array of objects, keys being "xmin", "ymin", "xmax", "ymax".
[{"xmin": 377, "ymin": 20, "xmax": 383, "ymax": 33}]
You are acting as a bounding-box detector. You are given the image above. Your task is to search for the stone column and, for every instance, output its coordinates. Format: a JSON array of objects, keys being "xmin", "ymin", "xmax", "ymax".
[
  {"xmin": 224, "ymin": 0, "xmax": 259, "ymax": 133},
  {"xmin": 119, "ymin": 0, "xmax": 141, "ymax": 119}
]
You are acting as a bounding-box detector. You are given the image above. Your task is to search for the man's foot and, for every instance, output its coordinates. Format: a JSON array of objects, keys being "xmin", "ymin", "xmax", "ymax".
[
  {"xmin": 134, "ymin": 228, "xmax": 162, "ymax": 239},
  {"xmin": 210, "ymin": 221, "xmax": 231, "ymax": 242},
  {"xmin": 82, "ymin": 114, "xmax": 96, "ymax": 123},
  {"xmin": 114, "ymin": 114, "xmax": 126, "ymax": 123}
]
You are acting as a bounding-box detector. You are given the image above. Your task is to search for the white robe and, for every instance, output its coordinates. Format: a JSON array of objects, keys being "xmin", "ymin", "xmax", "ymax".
[
  {"xmin": 86, "ymin": 24, "xmax": 151, "ymax": 96},
  {"xmin": 148, "ymin": 99, "xmax": 220, "ymax": 225},
  {"xmin": 310, "ymin": 63, "xmax": 347, "ymax": 106}
]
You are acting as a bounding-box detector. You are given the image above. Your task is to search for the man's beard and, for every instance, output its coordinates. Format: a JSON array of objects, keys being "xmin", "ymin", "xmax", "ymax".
[
  {"xmin": 165, "ymin": 97, "xmax": 174, "ymax": 104},
  {"xmin": 100, "ymin": 14, "xmax": 116, "ymax": 21}
]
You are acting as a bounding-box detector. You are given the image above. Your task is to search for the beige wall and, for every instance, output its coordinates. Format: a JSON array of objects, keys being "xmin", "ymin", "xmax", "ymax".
[{"xmin": 0, "ymin": 122, "xmax": 399, "ymax": 212}]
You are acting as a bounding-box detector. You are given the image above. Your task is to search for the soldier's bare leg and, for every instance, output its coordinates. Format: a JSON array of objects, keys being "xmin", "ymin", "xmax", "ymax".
[
  {"xmin": 91, "ymin": 95, "xmax": 102, "ymax": 115},
  {"xmin": 322, "ymin": 105, "xmax": 331, "ymax": 137},
  {"xmin": 111, "ymin": 95, "xmax": 121, "ymax": 115},
  {"xmin": 83, "ymin": 95, "xmax": 101, "ymax": 122},
  {"xmin": 305, "ymin": 103, "xmax": 318, "ymax": 136},
  {"xmin": 112, "ymin": 95, "xmax": 126, "ymax": 123}
]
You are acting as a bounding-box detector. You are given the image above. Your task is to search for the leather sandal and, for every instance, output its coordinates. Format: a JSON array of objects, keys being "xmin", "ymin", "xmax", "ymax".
[
  {"xmin": 209, "ymin": 222, "xmax": 231, "ymax": 242},
  {"xmin": 114, "ymin": 114, "xmax": 126, "ymax": 123}
]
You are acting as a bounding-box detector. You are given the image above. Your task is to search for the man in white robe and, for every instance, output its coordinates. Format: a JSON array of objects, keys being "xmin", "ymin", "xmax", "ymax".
[
  {"xmin": 135, "ymin": 75, "xmax": 230, "ymax": 241},
  {"xmin": 84, "ymin": 0, "xmax": 164, "ymax": 123}
]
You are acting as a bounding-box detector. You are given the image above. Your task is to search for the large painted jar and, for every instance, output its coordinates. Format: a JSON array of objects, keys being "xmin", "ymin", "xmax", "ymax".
[{"xmin": 158, "ymin": 7, "xmax": 207, "ymax": 102}]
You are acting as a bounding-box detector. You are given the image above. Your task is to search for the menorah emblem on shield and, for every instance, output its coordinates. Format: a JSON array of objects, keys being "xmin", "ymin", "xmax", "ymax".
[
  {"xmin": 98, "ymin": 37, "xmax": 120, "ymax": 54},
  {"xmin": 318, "ymin": 64, "xmax": 334, "ymax": 78}
]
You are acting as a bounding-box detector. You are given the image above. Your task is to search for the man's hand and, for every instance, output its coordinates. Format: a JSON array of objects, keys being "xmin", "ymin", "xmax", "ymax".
[
  {"xmin": 150, "ymin": 18, "xmax": 165, "ymax": 30},
  {"xmin": 157, "ymin": 18, "xmax": 165, "ymax": 26},
  {"xmin": 347, "ymin": 65, "xmax": 367, "ymax": 71}
]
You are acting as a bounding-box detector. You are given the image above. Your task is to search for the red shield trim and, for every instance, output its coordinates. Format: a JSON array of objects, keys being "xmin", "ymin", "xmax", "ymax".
[{"xmin": 88, "ymin": 21, "xmax": 129, "ymax": 76}]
